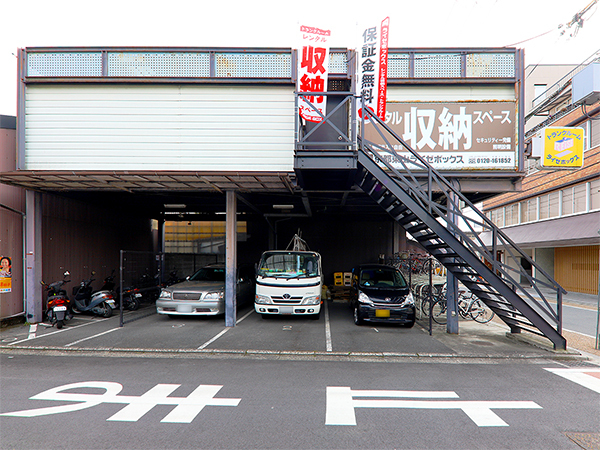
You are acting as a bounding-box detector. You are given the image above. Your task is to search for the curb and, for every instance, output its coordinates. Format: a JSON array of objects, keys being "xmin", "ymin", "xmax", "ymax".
[{"xmin": 0, "ymin": 344, "xmax": 592, "ymax": 363}]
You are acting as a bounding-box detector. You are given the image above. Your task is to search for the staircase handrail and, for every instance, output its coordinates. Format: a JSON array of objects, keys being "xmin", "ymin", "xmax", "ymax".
[{"xmin": 358, "ymin": 104, "xmax": 565, "ymax": 326}]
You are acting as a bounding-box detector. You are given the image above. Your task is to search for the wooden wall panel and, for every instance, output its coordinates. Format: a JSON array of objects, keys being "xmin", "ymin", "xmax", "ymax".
[{"xmin": 555, "ymin": 245, "xmax": 599, "ymax": 295}]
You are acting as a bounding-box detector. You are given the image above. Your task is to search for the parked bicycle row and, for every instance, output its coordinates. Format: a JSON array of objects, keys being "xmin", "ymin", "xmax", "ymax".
[{"xmin": 411, "ymin": 281, "xmax": 495, "ymax": 325}]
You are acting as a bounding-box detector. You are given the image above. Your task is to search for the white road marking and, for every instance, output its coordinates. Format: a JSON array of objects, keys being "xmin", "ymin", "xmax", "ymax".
[
  {"xmin": 324, "ymin": 301, "xmax": 332, "ymax": 352},
  {"xmin": 563, "ymin": 328, "xmax": 595, "ymax": 339},
  {"xmin": 27, "ymin": 324, "xmax": 37, "ymax": 339},
  {"xmin": 8, "ymin": 318, "xmax": 110, "ymax": 346},
  {"xmin": 545, "ymin": 367, "xmax": 600, "ymax": 394},
  {"xmin": 64, "ymin": 327, "xmax": 120, "ymax": 347},
  {"xmin": 325, "ymin": 386, "xmax": 541, "ymax": 427},
  {"xmin": 197, "ymin": 309, "xmax": 254, "ymax": 350},
  {"xmin": 0, "ymin": 382, "xmax": 240, "ymax": 423}
]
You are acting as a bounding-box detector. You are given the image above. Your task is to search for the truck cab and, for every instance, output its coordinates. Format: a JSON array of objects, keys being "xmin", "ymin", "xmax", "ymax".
[{"xmin": 254, "ymin": 250, "xmax": 322, "ymax": 319}]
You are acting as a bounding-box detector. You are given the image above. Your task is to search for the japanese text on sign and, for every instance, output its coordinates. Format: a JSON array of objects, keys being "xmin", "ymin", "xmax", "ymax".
[
  {"xmin": 298, "ymin": 25, "xmax": 331, "ymax": 123},
  {"xmin": 357, "ymin": 18, "xmax": 389, "ymax": 122},
  {"xmin": 541, "ymin": 127, "xmax": 585, "ymax": 168},
  {"xmin": 364, "ymin": 101, "xmax": 517, "ymax": 170}
]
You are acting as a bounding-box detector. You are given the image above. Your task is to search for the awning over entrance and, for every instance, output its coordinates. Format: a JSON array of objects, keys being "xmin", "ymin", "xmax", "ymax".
[
  {"xmin": 480, "ymin": 211, "xmax": 600, "ymax": 248},
  {"xmin": 0, "ymin": 170, "xmax": 296, "ymax": 193}
]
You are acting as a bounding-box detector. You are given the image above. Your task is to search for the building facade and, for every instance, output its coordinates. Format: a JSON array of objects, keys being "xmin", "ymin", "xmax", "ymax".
[{"xmin": 482, "ymin": 59, "xmax": 600, "ymax": 295}]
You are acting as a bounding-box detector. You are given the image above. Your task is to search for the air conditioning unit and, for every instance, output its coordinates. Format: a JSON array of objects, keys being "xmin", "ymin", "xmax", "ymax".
[{"xmin": 572, "ymin": 63, "xmax": 600, "ymax": 105}]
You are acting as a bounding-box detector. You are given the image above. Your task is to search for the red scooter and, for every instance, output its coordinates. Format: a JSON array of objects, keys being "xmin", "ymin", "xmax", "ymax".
[{"xmin": 42, "ymin": 271, "xmax": 72, "ymax": 329}]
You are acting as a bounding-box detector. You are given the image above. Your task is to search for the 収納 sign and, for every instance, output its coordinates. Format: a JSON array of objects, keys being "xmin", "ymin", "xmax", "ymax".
[{"xmin": 363, "ymin": 101, "xmax": 517, "ymax": 171}]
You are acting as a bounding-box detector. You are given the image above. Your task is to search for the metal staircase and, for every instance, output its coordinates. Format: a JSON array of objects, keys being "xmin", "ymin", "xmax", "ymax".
[{"xmin": 355, "ymin": 108, "xmax": 567, "ymax": 350}]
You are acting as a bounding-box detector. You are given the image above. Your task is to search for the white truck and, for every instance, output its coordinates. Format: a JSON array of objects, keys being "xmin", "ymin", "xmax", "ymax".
[{"xmin": 254, "ymin": 249, "xmax": 323, "ymax": 319}]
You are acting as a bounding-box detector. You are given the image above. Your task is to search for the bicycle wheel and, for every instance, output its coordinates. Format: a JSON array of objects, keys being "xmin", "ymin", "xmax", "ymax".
[
  {"xmin": 469, "ymin": 299, "xmax": 495, "ymax": 323},
  {"xmin": 420, "ymin": 293, "xmax": 434, "ymax": 317},
  {"xmin": 431, "ymin": 299, "xmax": 447, "ymax": 325},
  {"xmin": 457, "ymin": 297, "xmax": 471, "ymax": 319}
]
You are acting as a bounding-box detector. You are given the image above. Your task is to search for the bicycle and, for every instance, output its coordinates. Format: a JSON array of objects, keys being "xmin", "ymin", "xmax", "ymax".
[
  {"xmin": 420, "ymin": 283, "xmax": 447, "ymax": 318},
  {"xmin": 430, "ymin": 289, "xmax": 495, "ymax": 325}
]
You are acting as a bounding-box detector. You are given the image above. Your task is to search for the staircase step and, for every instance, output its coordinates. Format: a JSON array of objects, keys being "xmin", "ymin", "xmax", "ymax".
[
  {"xmin": 378, "ymin": 194, "xmax": 397, "ymax": 209},
  {"xmin": 397, "ymin": 214, "xmax": 418, "ymax": 224},
  {"xmin": 409, "ymin": 223, "xmax": 430, "ymax": 233},
  {"xmin": 356, "ymin": 154, "xmax": 566, "ymax": 350}
]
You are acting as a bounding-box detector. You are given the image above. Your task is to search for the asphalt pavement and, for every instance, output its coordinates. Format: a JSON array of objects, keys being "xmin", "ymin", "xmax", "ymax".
[{"xmin": 1, "ymin": 289, "xmax": 599, "ymax": 365}]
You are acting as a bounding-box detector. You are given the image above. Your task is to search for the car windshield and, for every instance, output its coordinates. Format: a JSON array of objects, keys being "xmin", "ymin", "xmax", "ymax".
[
  {"xmin": 188, "ymin": 267, "xmax": 225, "ymax": 282},
  {"xmin": 257, "ymin": 252, "xmax": 319, "ymax": 279},
  {"xmin": 359, "ymin": 268, "xmax": 407, "ymax": 288}
]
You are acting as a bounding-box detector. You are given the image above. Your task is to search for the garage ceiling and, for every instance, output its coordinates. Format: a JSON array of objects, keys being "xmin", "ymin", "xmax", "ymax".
[{"xmin": 0, "ymin": 169, "xmax": 389, "ymax": 219}]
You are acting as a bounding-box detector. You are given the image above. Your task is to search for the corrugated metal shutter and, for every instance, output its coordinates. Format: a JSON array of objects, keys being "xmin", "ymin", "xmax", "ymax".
[{"xmin": 24, "ymin": 84, "xmax": 295, "ymax": 171}]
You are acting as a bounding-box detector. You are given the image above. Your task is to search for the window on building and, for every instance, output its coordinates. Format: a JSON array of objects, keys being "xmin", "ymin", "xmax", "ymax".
[
  {"xmin": 582, "ymin": 120, "xmax": 591, "ymax": 150},
  {"xmin": 539, "ymin": 194, "xmax": 549, "ymax": 220},
  {"xmin": 591, "ymin": 178, "xmax": 600, "ymax": 211},
  {"xmin": 562, "ymin": 187, "xmax": 573, "ymax": 215},
  {"xmin": 548, "ymin": 191, "xmax": 560, "ymax": 218},
  {"xmin": 574, "ymin": 184, "xmax": 587, "ymax": 213},
  {"xmin": 533, "ymin": 84, "xmax": 547, "ymax": 107},
  {"xmin": 491, "ymin": 208, "xmax": 505, "ymax": 227},
  {"xmin": 164, "ymin": 221, "xmax": 247, "ymax": 254},
  {"xmin": 505, "ymin": 204, "xmax": 519, "ymax": 226}
]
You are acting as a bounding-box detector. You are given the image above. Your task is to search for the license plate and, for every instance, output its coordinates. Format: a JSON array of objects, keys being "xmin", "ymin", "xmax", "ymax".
[
  {"xmin": 54, "ymin": 306, "xmax": 67, "ymax": 312},
  {"xmin": 279, "ymin": 306, "xmax": 293, "ymax": 315},
  {"xmin": 106, "ymin": 300, "xmax": 116, "ymax": 308},
  {"xmin": 178, "ymin": 305, "xmax": 193, "ymax": 313},
  {"xmin": 375, "ymin": 309, "xmax": 390, "ymax": 317}
]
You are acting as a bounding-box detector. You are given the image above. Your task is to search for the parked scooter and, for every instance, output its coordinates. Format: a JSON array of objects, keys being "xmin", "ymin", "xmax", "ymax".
[
  {"xmin": 100, "ymin": 270, "xmax": 141, "ymax": 311},
  {"xmin": 164, "ymin": 268, "xmax": 184, "ymax": 287},
  {"xmin": 42, "ymin": 271, "xmax": 72, "ymax": 329},
  {"xmin": 71, "ymin": 271, "xmax": 116, "ymax": 317}
]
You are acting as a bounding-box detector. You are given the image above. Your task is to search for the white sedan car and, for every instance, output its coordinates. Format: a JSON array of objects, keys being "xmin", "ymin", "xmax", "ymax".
[{"xmin": 156, "ymin": 264, "xmax": 254, "ymax": 316}]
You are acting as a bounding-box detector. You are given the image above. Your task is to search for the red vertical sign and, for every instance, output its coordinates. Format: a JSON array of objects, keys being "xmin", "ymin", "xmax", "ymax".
[{"xmin": 377, "ymin": 18, "xmax": 390, "ymax": 121}]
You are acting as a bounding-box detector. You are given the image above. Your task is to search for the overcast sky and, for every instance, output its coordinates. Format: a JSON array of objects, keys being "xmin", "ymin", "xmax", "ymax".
[{"xmin": 1, "ymin": 0, "xmax": 599, "ymax": 116}]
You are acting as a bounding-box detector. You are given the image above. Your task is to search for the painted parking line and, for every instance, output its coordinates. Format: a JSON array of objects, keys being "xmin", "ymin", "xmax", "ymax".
[
  {"xmin": 8, "ymin": 318, "xmax": 111, "ymax": 346},
  {"xmin": 64, "ymin": 328, "xmax": 121, "ymax": 347},
  {"xmin": 28, "ymin": 324, "xmax": 37, "ymax": 339},
  {"xmin": 197, "ymin": 309, "xmax": 254, "ymax": 350},
  {"xmin": 324, "ymin": 300, "xmax": 332, "ymax": 352}
]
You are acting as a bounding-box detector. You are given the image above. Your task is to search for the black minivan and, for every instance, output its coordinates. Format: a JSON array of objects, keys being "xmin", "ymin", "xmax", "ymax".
[{"xmin": 350, "ymin": 264, "xmax": 415, "ymax": 327}]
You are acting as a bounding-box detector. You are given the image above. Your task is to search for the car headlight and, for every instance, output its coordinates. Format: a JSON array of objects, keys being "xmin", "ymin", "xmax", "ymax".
[
  {"xmin": 203, "ymin": 291, "xmax": 223, "ymax": 301},
  {"xmin": 401, "ymin": 292, "xmax": 415, "ymax": 306},
  {"xmin": 255, "ymin": 294, "xmax": 271, "ymax": 304},
  {"xmin": 159, "ymin": 290, "xmax": 172, "ymax": 299},
  {"xmin": 358, "ymin": 291, "xmax": 373, "ymax": 305},
  {"xmin": 302, "ymin": 295, "xmax": 320, "ymax": 305}
]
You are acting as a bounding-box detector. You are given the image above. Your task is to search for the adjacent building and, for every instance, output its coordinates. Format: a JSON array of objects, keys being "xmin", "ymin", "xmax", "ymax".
[{"xmin": 482, "ymin": 58, "xmax": 600, "ymax": 295}]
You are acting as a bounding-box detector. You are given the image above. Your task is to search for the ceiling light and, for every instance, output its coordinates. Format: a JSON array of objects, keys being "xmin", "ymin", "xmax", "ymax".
[
  {"xmin": 164, "ymin": 204, "xmax": 186, "ymax": 209},
  {"xmin": 273, "ymin": 204, "xmax": 294, "ymax": 210}
]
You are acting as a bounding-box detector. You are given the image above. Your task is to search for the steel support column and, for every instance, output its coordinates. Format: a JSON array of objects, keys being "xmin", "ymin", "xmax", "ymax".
[
  {"xmin": 225, "ymin": 191, "xmax": 237, "ymax": 327},
  {"xmin": 445, "ymin": 183, "xmax": 459, "ymax": 334},
  {"xmin": 25, "ymin": 190, "xmax": 42, "ymax": 323}
]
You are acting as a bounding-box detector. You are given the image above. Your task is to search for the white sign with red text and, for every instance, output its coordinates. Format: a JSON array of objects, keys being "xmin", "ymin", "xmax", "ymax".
[
  {"xmin": 357, "ymin": 17, "xmax": 390, "ymax": 122},
  {"xmin": 298, "ymin": 25, "xmax": 331, "ymax": 123}
]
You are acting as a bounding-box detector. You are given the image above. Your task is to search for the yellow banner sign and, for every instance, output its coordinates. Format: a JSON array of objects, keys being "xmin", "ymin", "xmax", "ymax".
[{"xmin": 542, "ymin": 127, "xmax": 584, "ymax": 168}]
